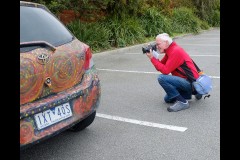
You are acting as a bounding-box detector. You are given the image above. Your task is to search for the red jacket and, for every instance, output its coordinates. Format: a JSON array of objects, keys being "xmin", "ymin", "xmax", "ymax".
[{"xmin": 151, "ymin": 41, "xmax": 199, "ymax": 81}]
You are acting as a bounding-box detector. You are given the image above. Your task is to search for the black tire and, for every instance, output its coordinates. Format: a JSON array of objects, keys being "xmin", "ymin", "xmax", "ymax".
[{"xmin": 69, "ymin": 111, "xmax": 96, "ymax": 132}]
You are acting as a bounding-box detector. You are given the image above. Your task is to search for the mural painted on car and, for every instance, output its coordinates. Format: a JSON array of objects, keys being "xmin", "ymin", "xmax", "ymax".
[
  {"xmin": 20, "ymin": 39, "xmax": 87, "ymax": 105},
  {"xmin": 20, "ymin": 39, "xmax": 101, "ymax": 147}
]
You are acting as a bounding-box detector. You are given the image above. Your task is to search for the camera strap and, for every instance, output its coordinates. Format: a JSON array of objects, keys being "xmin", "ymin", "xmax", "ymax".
[{"xmin": 175, "ymin": 59, "xmax": 202, "ymax": 83}]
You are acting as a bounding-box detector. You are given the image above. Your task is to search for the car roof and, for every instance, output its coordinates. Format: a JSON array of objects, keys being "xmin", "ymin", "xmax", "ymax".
[{"xmin": 20, "ymin": 1, "xmax": 49, "ymax": 11}]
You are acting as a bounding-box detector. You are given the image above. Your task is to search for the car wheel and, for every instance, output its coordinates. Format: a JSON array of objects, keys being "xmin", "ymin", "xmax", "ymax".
[{"xmin": 69, "ymin": 111, "xmax": 96, "ymax": 132}]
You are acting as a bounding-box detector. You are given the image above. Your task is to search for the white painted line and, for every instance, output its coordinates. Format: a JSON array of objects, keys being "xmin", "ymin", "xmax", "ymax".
[
  {"xmin": 97, "ymin": 68, "xmax": 159, "ymax": 74},
  {"xmin": 96, "ymin": 113, "xmax": 187, "ymax": 132},
  {"xmin": 190, "ymin": 55, "xmax": 220, "ymax": 57},
  {"xmin": 209, "ymin": 76, "xmax": 220, "ymax": 79},
  {"xmin": 177, "ymin": 44, "xmax": 219, "ymax": 46},
  {"xmin": 182, "ymin": 38, "xmax": 219, "ymax": 39},
  {"xmin": 198, "ymin": 34, "xmax": 219, "ymax": 36},
  {"xmin": 96, "ymin": 68, "xmax": 220, "ymax": 79},
  {"xmin": 125, "ymin": 53, "xmax": 147, "ymax": 55},
  {"xmin": 125, "ymin": 53, "xmax": 220, "ymax": 57}
]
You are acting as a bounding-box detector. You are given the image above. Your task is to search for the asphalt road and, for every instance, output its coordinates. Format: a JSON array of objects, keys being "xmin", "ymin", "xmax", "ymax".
[{"xmin": 20, "ymin": 28, "xmax": 220, "ymax": 160}]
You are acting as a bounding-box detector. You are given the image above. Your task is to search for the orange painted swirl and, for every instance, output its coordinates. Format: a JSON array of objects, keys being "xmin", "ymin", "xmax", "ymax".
[
  {"xmin": 20, "ymin": 54, "xmax": 44, "ymax": 105},
  {"xmin": 47, "ymin": 50, "xmax": 84, "ymax": 92},
  {"xmin": 20, "ymin": 121, "xmax": 34, "ymax": 145}
]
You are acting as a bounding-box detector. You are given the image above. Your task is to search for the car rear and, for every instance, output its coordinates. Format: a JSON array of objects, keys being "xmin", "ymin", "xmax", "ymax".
[{"xmin": 20, "ymin": 1, "xmax": 101, "ymax": 150}]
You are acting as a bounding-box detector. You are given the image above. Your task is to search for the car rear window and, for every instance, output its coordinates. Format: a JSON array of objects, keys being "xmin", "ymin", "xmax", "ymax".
[{"xmin": 20, "ymin": 6, "xmax": 73, "ymax": 51}]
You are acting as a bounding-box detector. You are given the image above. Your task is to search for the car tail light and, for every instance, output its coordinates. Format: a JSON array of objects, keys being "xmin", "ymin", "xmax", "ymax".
[{"xmin": 84, "ymin": 46, "xmax": 94, "ymax": 70}]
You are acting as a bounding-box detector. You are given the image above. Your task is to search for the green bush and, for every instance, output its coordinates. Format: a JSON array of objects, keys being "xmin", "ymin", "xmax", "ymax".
[
  {"xmin": 199, "ymin": 20, "xmax": 210, "ymax": 30},
  {"xmin": 172, "ymin": 0, "xmax": 195, "ymax": 8},
  {"xmin": 28, "ymin": 0, "xmax": 219, "ymax": 52},
  {"xmin": 30, "ymin": 0, "xmax": 73, "ymax": 15},
  {"xmin": 103, "ymin": 16, "xmax": 146, "ymax": 47},
  {"xmin": 207, "ymin": 10, "xmax": 220, "ymax": 27},
  {"xmin": 107, "ymin": 0, "xmax": 145, "ymax": 20},
  {"xmin": 171, "ymin": 7, "xmax": 201, "ymax": 34},
  {"xmin": 66, "ymin": 20, "xmax": 112, "ymax": 52},
  {"xmin": 140, "ymin": 8, "xmax": 173, "ymax": 37},
  {"xmin": 192, "ymin": 0, "xmax": 220, "ymax": 24}
]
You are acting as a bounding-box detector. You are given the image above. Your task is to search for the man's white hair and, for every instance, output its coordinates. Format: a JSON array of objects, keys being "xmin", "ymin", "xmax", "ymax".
[{"xmin": 156, "ymin": 33, "xmax": 173, "ymax": 44}]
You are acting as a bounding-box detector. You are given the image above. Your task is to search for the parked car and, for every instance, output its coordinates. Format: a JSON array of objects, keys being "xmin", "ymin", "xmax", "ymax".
[{"xmin": 20, "ymin": 1, "xmax": 101, "ymax": 150}]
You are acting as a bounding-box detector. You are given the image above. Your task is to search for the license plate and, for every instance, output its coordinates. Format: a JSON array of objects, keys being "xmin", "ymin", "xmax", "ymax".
[{"xmin": 34, "ymin": 102, "xmax": 72, "ymax": 130}]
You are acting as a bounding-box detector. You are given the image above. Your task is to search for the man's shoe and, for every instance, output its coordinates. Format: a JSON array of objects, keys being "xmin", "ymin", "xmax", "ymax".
[
  {"xmin": 195, "ymin": 94, "xmax": 202, "ymax": 100},
  {"xmin": 167, "ymin": 101, "xmax": 190, "ymax": 112}
]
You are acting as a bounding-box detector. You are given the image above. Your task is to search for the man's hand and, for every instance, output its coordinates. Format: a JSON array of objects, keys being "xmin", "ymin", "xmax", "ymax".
[{"xmin": 146, "ymin": 49, "xmax": 153, "ymax": 59}]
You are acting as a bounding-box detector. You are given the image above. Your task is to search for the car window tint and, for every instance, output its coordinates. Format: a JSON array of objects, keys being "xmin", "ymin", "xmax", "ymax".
[{"xmin": 20, "ymin": 6, "xmax": 73, "ymax": 47}]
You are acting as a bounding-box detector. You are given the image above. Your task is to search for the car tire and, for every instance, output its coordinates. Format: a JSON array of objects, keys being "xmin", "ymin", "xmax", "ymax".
[{"xmin": 69, "ymin": 111, "xmax": 96, "ymax": 132}]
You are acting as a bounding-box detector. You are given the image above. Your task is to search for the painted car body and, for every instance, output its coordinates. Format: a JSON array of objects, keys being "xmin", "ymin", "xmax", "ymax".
[{"xmin": 20, "ymin": 1, "xmax": 101, "ymax": 150}]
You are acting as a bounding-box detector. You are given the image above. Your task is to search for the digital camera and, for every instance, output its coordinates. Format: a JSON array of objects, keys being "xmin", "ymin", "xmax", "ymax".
[{"xmin": 142, "ymin": 43, "xmax": 157, "ymax": 54}]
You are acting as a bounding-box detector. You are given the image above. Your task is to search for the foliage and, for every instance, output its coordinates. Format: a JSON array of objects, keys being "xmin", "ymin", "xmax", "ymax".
[
  {"xmin": 170, "ymin": 7, "xmax": 202, "ymax": 34},
  {"xmin": 172, "ymin": 0, "xmax": 195, "ymax": 8},
  {"xmin": 140, "ymin": 7, "xmax": 173, "ymax": 37},
  {"xmin": 143, "ymin": 0, "xmax": 172, "ymax": 16},
  {"xmin": 199, "ymin": 20, "xmax": 210, "ymax": 30},
  {"xmin": 206, "ymin": 10, "xmax": 220, "ymax": 27},
  {"xmin": 103, "ymin": 16, "xmax": 146, "ymax": 47},
  {"xmin": 47, "ymin": 0, "xmax": 70, "ymax": 14},
  {"xmin": 27, "ymin": 0, "xmax": 220, "ymax": 52},
  {"xmin": 106, "ymin": 0, "xmax": 145, "ymax": 20},
  {"xmin": 29, "ymin": 0, "xmax": 79, "ymax": 15},
  {"xmin": 76, "ymin": 0, "xmax": 114, "ymax": 22},
  {"xmin": 66, "ymin": 20, "xmax": 112, "ymax": 52},
  {"xmin": 192, "ymin": 0, "xmax": 220, "ymax": 26}
]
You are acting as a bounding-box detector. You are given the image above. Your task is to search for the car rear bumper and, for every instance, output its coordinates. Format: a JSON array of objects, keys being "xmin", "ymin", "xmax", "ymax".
[{"xmin": 20, "ymin": 66, "xmax": 101, "ymax": 150}]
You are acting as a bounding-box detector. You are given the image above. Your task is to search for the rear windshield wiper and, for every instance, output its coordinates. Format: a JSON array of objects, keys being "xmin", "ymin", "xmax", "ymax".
[{"xmin": 20, "ymin": 41, "xmax": 56, "ymax": 51}]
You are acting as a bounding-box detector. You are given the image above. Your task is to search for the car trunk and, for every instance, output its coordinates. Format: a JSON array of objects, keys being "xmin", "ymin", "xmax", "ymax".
[{"xmin": 20, "ymin": 39, "xmax": 87, "ymax": 105}]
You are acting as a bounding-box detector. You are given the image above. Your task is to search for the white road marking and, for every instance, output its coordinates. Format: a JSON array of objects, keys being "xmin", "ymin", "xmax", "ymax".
[
  {"xmin": 182, "ymin": 38, "xmax": 219, "ymax": 39},
  {"xmin": 97, "ymin": 68, "xmax": 159, "ymax": 74},
  {"xmin": 96, "ymin": 68, "xmax": 220, "ymax": 79},
  {"xmin": 177, "ymin": 44, "xmax": 219, "ymax": 46},
  {"xmin": 126, "ymin": 53, "xmax": 220, "ymax": 57},
  {"xmin": 208, "ymin": 76, "xmax": 220, "ymax": 79},
  {"xmin": 190, "ymin": 55, "xmax": 220, "ymax": 57},
  {"xmin": 195, "ymin": 34, "xmax": 219, "ymax": 36},
  {"xmin": 125, "ymin": 53, "xmax": 148, "ymax": 55},
  {"xmin": 96, "ymin": 113, "xmax": 187, "ymax": 132}
]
